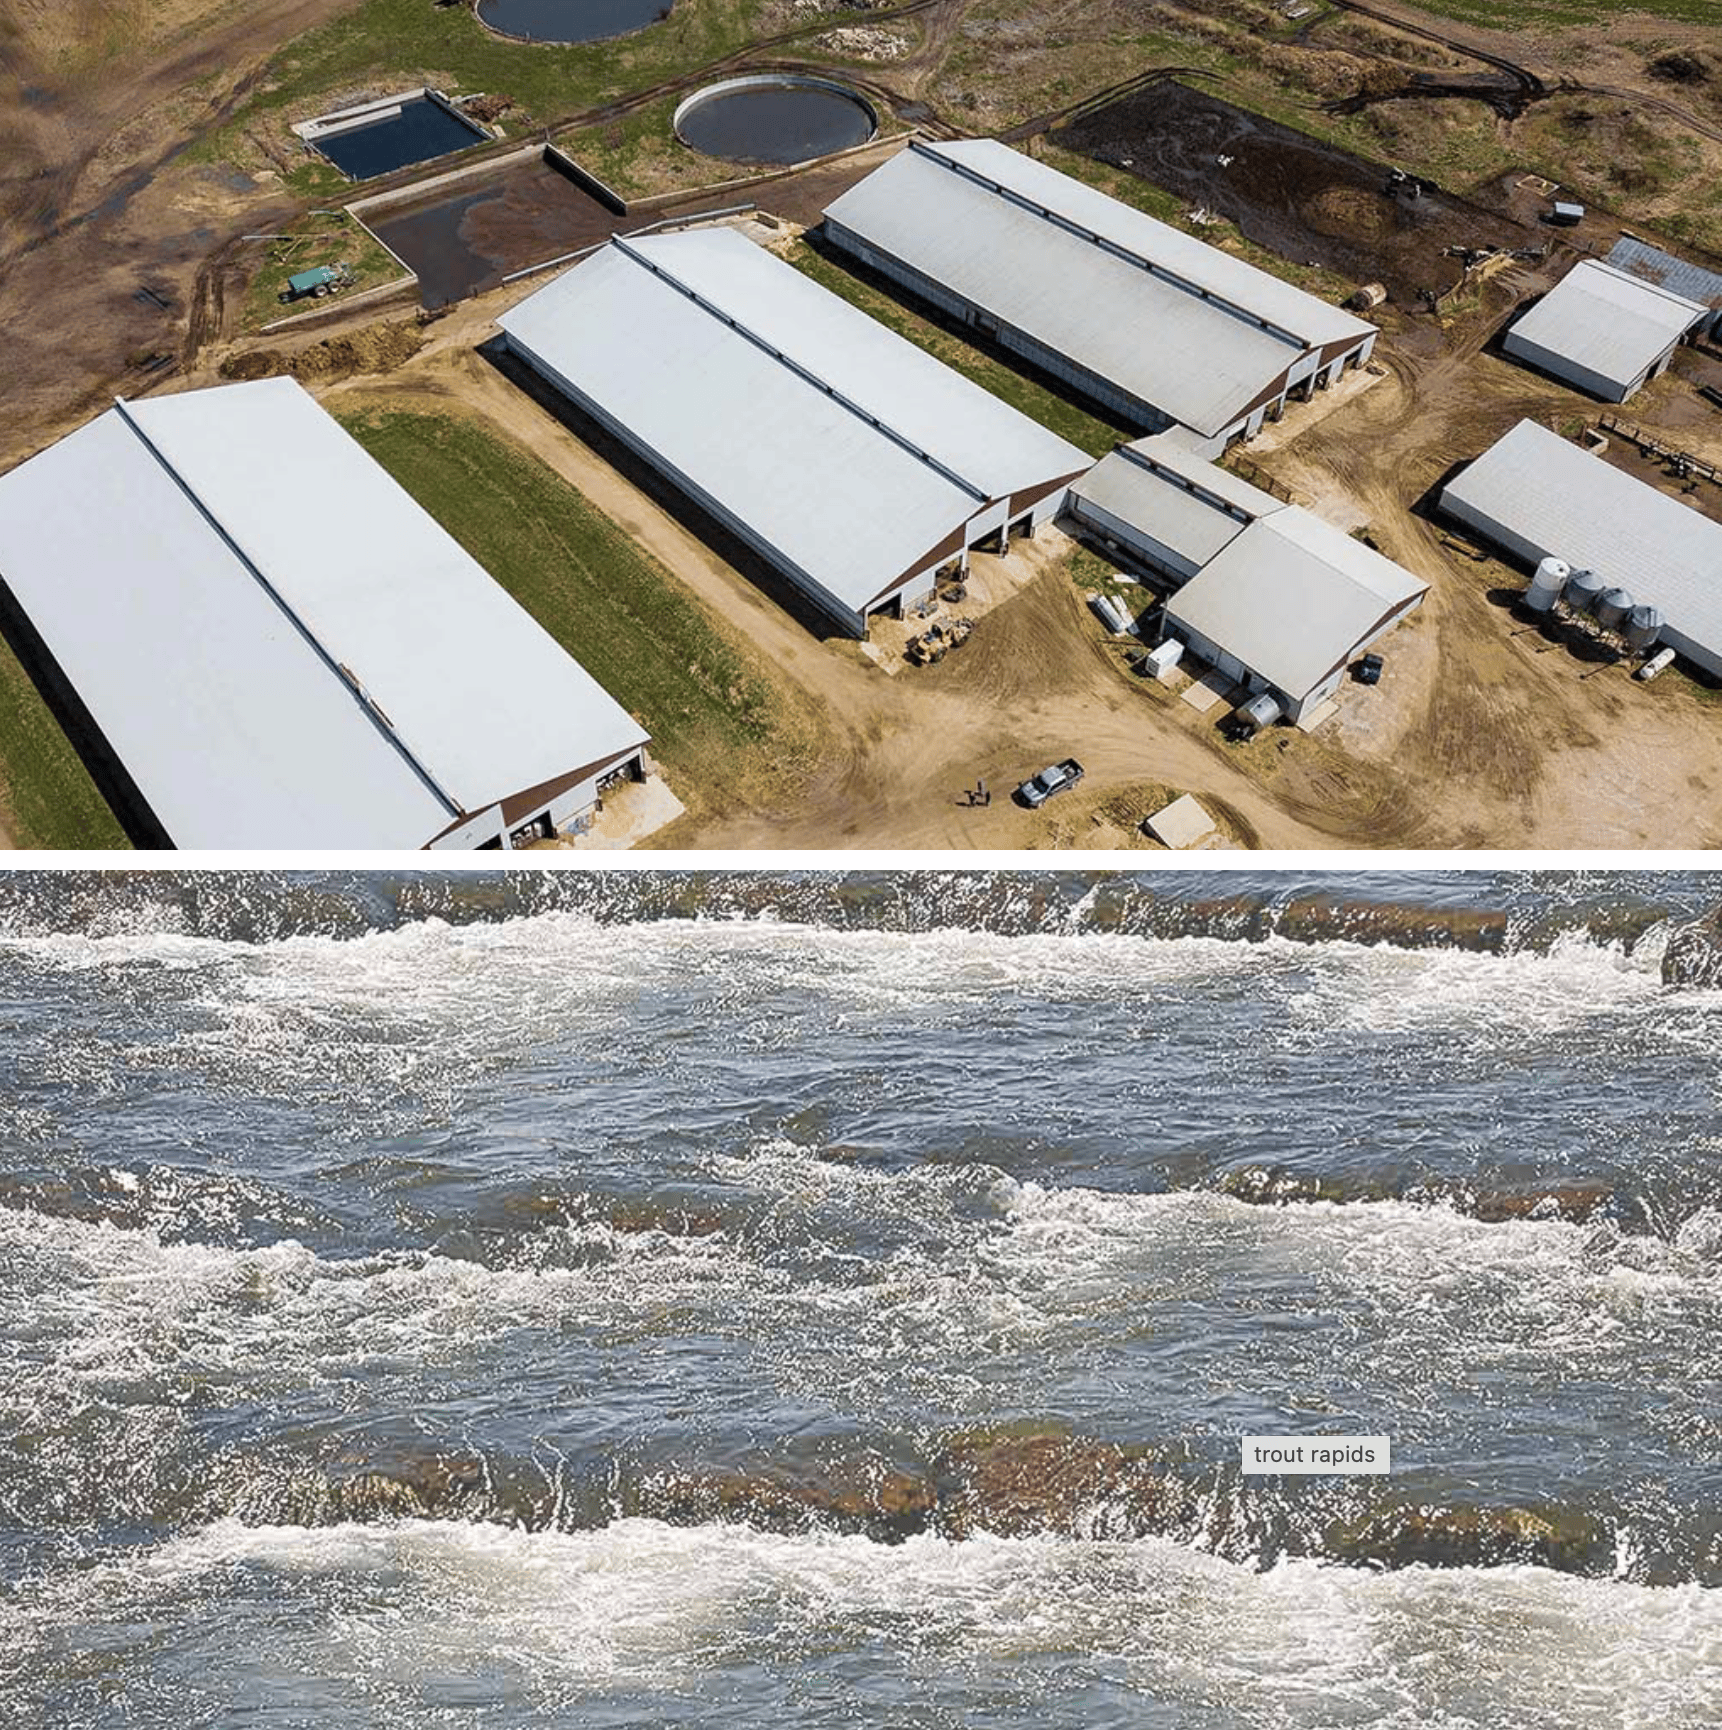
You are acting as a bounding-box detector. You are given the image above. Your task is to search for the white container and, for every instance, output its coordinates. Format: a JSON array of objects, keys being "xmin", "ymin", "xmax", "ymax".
[{"xmin": 1145, "ymin": 639, "xmax": 1184, "ymax": 681}]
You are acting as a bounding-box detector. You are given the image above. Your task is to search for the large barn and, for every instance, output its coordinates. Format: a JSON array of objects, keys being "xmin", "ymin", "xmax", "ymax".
[
  {"xmin": 1502, "ymin": 258, "xmax": 1706, "ymax": 403},
  {"xmin": 1071, "ymin": 435, "xmax": 1427, "ymax": 722},
  {"xmin": 496, "ymin": 226, "xmax": 1091, "ymax": 638},
  {"xmin": 0, "ymin": 378, "xmax": 650, "ymax": 850},
  {"xmin": 1440, "ymin": 418, "xmax": 1722, "ymax": 678},
  {"xmin": 821, "ymin": 138, "xmax": 1379, "ymax": 448}
]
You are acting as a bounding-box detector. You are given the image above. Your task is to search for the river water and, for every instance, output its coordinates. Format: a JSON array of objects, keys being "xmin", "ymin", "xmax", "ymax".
[{"xmin": 2, "ymin": 870, "xmax": 1718, "ymax": 1727}]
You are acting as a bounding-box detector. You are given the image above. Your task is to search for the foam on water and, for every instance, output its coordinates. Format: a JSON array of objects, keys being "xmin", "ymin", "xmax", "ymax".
[{"xmin": 14, "ymin": 1517, "xmax": 1719, "ymax": 1729}]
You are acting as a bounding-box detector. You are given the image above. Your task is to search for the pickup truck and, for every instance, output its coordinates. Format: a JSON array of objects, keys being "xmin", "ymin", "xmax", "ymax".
[{"xmin": 1015, "ymin": 759, "xmax": 1084, "ymax": 808}]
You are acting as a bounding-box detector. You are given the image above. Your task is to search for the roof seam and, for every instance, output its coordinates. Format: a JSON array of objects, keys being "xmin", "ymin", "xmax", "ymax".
[
  {"xmin": 609, "ymin": 234, "xmax": 993, "ymax": 506},
  {"xmin": 913, "ymin": 139, "xmax": 1313, "ymax": 350},
  {"xmin": 108, "ymin": 398, "xmax": 462, "ymax": 820}
]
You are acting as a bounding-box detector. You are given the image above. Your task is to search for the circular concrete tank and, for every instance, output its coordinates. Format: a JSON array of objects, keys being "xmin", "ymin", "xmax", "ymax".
[
  {"xmin": 476, "ymin": 0, "xmax": 672, "ymax": 46},
  {"xmin": 674, "ymin": 76, "xmax": 877, "ymax": 167}
]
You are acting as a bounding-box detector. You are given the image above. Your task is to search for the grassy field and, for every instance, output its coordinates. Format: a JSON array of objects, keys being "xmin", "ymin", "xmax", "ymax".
[
  {"xmin": 0, "ymin": 638, "xmax": 129, "ymax": 851},
  {"xmin": 336, "ymin": 407, "xmax": 803, "ymax": 799},
  {"xmin": 195, "ymin": 0, "xmax": 786, "ymax": 170},
  {"xmin": 1403, "ymin": 1, "xmax": 1721, "ymax": 27},
  {"xmin": 783, "ymin": 239, "xmax": 1126, "ymax": 457}
]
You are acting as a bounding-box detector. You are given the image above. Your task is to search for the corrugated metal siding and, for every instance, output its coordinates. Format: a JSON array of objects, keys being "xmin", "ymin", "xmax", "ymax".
[{"xmin": 1607, "ymin": 238, "xmax": 1722, "ymax": 336}]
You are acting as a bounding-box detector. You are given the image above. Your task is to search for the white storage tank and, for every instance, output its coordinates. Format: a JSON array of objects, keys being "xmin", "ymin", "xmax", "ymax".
[
  {"xmin": 1564, "ymin": 568, "xmax": 1606, "ymax": 614},
  {"xmin": 1524, "ymin": 556, "xmax": 1569, "ymax": 613},
  {"xmin": 1235, "ymin": 691, "xmax": 1283, "ymax": 733},
  {"xmin": 1595, "ymin": 588, "xmax": 1634, "ymax": 632},
  {"xmin": 1624, "ymin": 604, "xmax": 1664, "ymax": 653}
]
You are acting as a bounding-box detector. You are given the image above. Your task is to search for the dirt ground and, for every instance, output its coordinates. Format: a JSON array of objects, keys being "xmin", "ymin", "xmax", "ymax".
[{"xmin": 1054, "ymin": 80, "xmax": 1537, "ymax": 309}]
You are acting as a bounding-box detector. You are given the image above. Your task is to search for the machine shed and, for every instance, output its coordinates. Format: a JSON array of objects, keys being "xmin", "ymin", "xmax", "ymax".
[
  {"xmin": 1503, "ymin": 258, "xmax": 1707, "ymax": 402},
  {"xmin": 0, "ymin": 378, "xmax": 650, "ymax": 850}
]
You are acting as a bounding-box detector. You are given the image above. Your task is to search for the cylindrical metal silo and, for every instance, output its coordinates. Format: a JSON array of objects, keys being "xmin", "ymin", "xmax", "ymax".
[
  {"xmin": 1523, "ymin": 556, "xmax": 1569, "ymax": 613},
  {"xmin": 1624, "ymin": 604, "xmax": 1664, "ymax": 652},
  {"xmin": 1595, "ymin": 588, "xmax": 1634, "ymax": 632},
  {"xmin": 1564, "ymin": 568, "xmax": 1606, "ymax": 615}
]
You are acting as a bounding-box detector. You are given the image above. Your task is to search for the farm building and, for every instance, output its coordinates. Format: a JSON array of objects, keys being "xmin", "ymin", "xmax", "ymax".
[
  {"xmin": 0, "ymin": 377, "xmax": 650, "ymax": 850},
  {"xmin": 820, "ymin": 138, "xmax": 1379, "ymax": 447},
  {"xmin": 1440, "ymin": 418, "xmax": 1722, "ymax": 678},
  {"xmin": 1606, "ymin": 236, "xmax": 1722, "ymax": 341},
  {"xmin": 1502, "ymin": 258, "xmax": 1707, "ymax": 402},
  {"xmin": 496, "ymin": 227, "xmax": 1091, "ymax": 638},
  {"xmin": 1071, "ymin": 435, "xmax": 1427, "ymax": 722}
]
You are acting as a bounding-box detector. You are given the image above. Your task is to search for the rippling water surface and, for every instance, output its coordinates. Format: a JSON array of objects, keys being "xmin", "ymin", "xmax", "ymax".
[{"xmin": 2, "ymin": 871, "xmax": 1719, "ymax": 1728}]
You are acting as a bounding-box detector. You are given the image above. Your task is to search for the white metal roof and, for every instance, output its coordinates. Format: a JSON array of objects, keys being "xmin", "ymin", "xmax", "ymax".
[
  {"xmin": 497, "ymin": 227, "xmax": 1088, "ymax": 613},
  {"xmin": 1070, "ymin": 441, "xmax": 1267, "ymax": 568},
  {"xmin": 1506, "ymin": 259, "xmax": 1705, "ymax": 393},
  {"xmin": 0, "ymin": 378, "xmax": 647, "ymax": 849},
  {"xmin": 1441, "ymin": 418, "xmax": 1722, "ymax": 658},
  {"xmin": 1165, "ymin": 505, "xmax": 1427, "ymax": 699},
  {"xmin": 823, "ymin": 139, "xmax": 1375, "ymax": 437}
]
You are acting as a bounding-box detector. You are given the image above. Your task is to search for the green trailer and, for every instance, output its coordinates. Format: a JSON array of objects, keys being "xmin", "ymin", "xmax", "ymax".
[{"xmin": 278, "ymin": 262, "xmax": 356, "ymax": 304}]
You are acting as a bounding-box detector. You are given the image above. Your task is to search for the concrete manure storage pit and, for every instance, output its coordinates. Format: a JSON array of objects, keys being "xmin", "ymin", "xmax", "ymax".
[
  {"xmin": 296, "ymin": 91, "xmax": 489, "ymax": 181},
  {"xmin": 674, "ymin": 76, "xmax": 877, "ymax": 166},
  {"xmin": 477, "ymin": 0, "xmax": 672, "ymax": 44},
  {"xmin": 366, "ymin": 148, "xmax": 625, "ymax": 307}
]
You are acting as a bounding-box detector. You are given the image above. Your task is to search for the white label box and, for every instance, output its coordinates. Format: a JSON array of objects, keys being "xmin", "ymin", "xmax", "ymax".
[{"xmin": 1241, "ymin": 1435, "xmax": 1391, "ymax": 1475}]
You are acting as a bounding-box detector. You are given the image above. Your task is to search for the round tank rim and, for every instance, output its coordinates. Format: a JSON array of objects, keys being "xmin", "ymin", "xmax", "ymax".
[
  {"xmin": 673, "ymin": 74, "xmax": 880, "ymax": 164},
  {"xmin": 476, "ymin": 0, "xmax": 675, "ymax": 47}
]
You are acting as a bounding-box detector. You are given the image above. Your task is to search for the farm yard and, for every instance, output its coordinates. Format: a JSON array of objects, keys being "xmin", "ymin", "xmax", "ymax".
[{"xmin": 3, "ymin": 0, "xmax": 1722, "ymax": 848}]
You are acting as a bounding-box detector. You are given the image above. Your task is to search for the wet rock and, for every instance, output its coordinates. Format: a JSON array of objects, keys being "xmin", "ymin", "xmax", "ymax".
[
  {"xmin": 1461, "ymin": 1182, "xmax": 1615, "ymax": 1225},
  {"xmin": 631, "ymin": 1461, "xmax": 936, "ymax": 1542},
  {"xmin": 1322, "ymin": 1501, "xmax": 1609, "ymax": 1574},
  {"xmin": 1662, "ymin": 908, "xmax": 1722, "ymax": 989},
  {"xmin": 1275, "ymin": 898, "xmax": 1508, "ymax": 954},
  {"xmin": 1215, "ymin": 1165, "xmax": 1617, "ymax": 1228},
  {"xmin": 931, "ymin": 1426, "xmax": 1193, "ymax": 1541}
]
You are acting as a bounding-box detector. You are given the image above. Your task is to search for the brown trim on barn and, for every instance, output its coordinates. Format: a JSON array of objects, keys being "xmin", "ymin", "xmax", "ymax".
[{"xmin": 423, "ymin": 744, "xmax": 647, "ymax": 846}]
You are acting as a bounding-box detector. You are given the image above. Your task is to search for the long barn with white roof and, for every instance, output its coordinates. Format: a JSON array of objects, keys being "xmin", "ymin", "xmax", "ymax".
[
  {"xmin": 0, "ymin": 378, "xmax": 650, "ymax": 850},
  {"xmin": 821, "ymin": 138, "xmax": 1379, "ymax": 448},
  {"xmin": 496, "ymin": 226, "xmax": 1092, "ymax": 638}
]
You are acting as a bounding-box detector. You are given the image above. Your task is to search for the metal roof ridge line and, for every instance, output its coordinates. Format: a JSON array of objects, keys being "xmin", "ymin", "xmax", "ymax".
[
  {"xmin": 607, "ymin": 232, "xmax": 993, "ymax": 506},
  {"xmin": 105, "ymin": 396, "xmax": 464, "ymax": 819},
  {"xmin": 913, "ymin": 138, "xmax": 1315, "ymax": 350}
]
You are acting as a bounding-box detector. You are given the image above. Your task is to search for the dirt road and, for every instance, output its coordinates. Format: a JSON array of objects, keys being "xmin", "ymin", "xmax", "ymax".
[{"xmin": 0, "ymin": 0, "xmax": 361, "ymax": 470}]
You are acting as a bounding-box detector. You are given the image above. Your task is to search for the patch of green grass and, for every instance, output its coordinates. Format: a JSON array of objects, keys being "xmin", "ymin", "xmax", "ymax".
[
  {"xmin": 783, "ymin": 239, "xmax": 1125, "ymax": 457},
  {"xmin": 195, "ymin": 0, "xmax": 787, "ymax": 170},
  {"xmin": 238, "ymin": 214, "xmax": 407, "ymax": 332},
  {"xmin": 1399, "ymin": 0, "xmax": 1720, "ymax": 26},
  {"xmin": 337, "ymin": 408, "xmax": 791, "ymax": 785},
  {"xmin": 0, "ymin": 637, "xmax": 129, "ymax": 851}
]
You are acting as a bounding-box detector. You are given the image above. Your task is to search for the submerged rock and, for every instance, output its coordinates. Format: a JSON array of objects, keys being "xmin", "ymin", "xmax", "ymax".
[
  {"xmin": 1662, "ymin": 908, "xmax": 1722, "ymax": 989},
  {"xmin": 631, "ymin": 1461, "xmax": 936, "ymax": 1542},
  {"xmin": 1215, "ymin": 1164, "xmax": 1617, "ymax": 1227}
]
